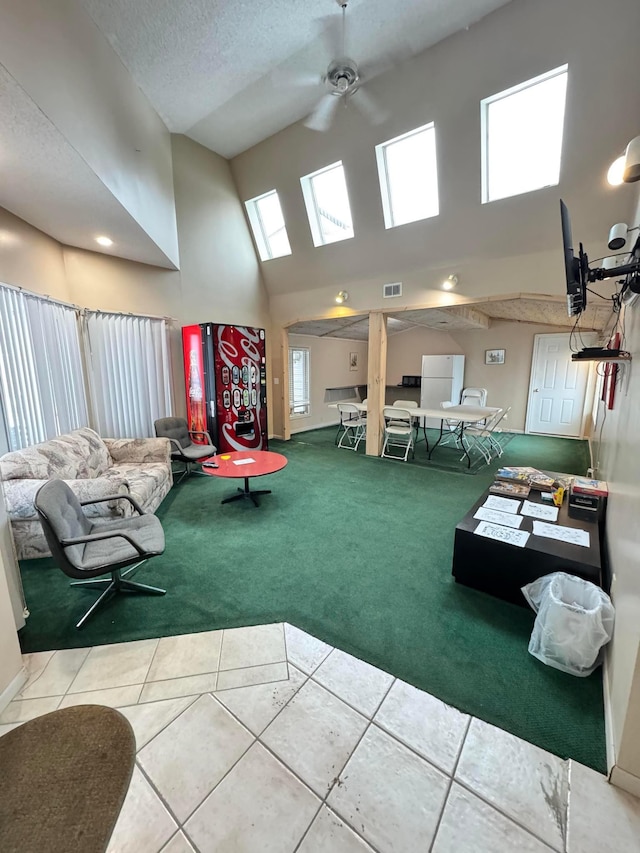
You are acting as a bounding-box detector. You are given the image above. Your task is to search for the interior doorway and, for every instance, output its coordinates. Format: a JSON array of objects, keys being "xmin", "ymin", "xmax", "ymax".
[{"xmin": 525, "ymin": 332, "xmax": 596, "ymax": 437}]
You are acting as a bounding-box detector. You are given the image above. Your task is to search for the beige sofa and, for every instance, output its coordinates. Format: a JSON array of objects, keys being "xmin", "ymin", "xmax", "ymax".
[{"xmin": 0, "ymin": 427, "xmax": 172, "ymax": 560}]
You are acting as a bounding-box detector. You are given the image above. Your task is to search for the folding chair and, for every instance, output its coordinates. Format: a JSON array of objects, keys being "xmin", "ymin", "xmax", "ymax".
[
  {"xmin": 336, "ymin": 402, "xmax": 367, "ymax": 451},
  {"xmin": 381, "ymin": 407, "xmax": 415, "ymax": 462},
  {"xmin": 460, "ymin": 408, "xmax": 507, "ymax": 463}
]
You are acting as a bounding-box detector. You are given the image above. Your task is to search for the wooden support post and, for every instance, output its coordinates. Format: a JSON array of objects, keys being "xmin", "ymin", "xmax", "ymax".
[
  {"xmin": 281, "ymin": 328, "xmax": 291, "ymax": 441},
  {"xmin": 365, "ymin": 312, "xmax": 387, "ymax": 457}
]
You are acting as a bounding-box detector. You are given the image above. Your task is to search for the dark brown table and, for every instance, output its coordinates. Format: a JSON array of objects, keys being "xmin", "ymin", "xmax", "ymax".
[{"xmin": 452, "ymin": 486, "xmax": 602, "ymax": 607}]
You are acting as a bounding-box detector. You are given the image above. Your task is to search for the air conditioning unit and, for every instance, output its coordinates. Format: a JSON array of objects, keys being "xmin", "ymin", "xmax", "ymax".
[{"xmin": 383, "ymin": 282, "xmax": 402, "ymax": 298}]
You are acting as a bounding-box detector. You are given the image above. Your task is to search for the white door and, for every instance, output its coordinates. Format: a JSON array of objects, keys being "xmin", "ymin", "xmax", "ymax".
[{"xmin": 526, "ymin": 333, "xmax": 595, "ymax": 437}]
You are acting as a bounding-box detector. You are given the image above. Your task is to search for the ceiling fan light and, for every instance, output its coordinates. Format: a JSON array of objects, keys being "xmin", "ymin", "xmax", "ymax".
[{"xmin": 335, "ymin": 290, "xmax": 349, "ymax": 303}]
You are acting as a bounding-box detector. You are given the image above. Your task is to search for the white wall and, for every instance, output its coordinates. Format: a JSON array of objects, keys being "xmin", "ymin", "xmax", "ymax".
[
  {"xmin": 287, "ymin": 334, "xmax": 368, "ymax": 433},
  {"xmin": 0, "ymin": 0, "xmax": 179, "ymax": 268},
  {"xmin": 598, "ymin": 188, "xmax": 640, "ymax": 786},
  {"xmin": 0, "ymin": 498, "xmax": 24, "ymax": 705}
]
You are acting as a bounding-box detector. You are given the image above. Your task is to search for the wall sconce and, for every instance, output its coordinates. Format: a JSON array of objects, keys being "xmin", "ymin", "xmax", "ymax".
[
  {"xmin": 623, "ymin": 136, "xmax": 640, "ymax": 183},
  {"xmin": 607, "ymin": 156, "xmax": 625, "ymax": 186},
  {"xmin": 607, "ymin": 135, "xmax": 640, "ymax": 185},
  {"xmin": 335, "ymin": 290, "xmax": 349, "ymax": 303},
  {"xmin": 441, "ymin": 275, "xmax": 458, "ymax": 291}
]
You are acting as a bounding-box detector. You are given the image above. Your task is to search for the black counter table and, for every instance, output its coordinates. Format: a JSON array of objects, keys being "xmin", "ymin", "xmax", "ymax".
[{"xmin": 452, "ymin": 486, "xmax": 601, "ymax": 607}]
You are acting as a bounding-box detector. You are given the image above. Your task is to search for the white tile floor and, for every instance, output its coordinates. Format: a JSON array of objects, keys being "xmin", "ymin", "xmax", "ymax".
[{"xmin": 2, "ymin": 622, "xmax": 640, "ymax": 852}]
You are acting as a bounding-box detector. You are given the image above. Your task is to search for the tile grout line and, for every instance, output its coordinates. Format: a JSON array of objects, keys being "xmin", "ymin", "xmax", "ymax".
[
  {"xmin": 450, "ymin": 775, "xmax": 564, "ymax": 853},
  {"xmin": 214, "ymin": 629, "xmax": 224, "ymax": 692},
  {"xmin": 291, "ymin": 675, "xmax": 399, "ymax": 853},
  {"xmin": 17, "ymin": 650, "xmax": 56, "ymax": 697},
  {"xmin": 428, "ymin": 715, "xmax": 472, "ymax": 853}
]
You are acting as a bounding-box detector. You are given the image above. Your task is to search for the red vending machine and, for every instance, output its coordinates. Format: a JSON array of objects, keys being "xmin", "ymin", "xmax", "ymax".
[{"xmin": 182, "ymin": 323, "xmax": 268, "ymax": 453}]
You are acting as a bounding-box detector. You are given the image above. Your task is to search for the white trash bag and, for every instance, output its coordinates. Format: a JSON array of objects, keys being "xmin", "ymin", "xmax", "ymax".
[{"xmin": 521, "ymin": 572, "xmax": 614, "ymax": 677}]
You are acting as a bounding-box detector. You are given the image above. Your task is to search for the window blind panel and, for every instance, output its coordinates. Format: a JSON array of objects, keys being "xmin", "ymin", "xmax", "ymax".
[
  {"xmin": 84, "ymin": 312, "xmax": 173, "ymax": 438},
  {"xmin": 288, "ymin": 348, "xmax": 310, "ymax": 414},
  {"xmin": 25, "ymin": 298, "xmax": 88, "ymax": 436},
  {"xmin": 0, "ymin": 287, "xmax": 45, "ymax": 448}
]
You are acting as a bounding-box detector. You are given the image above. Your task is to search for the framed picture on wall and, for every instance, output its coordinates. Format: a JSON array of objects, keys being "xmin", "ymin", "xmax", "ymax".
[
  {"xmin": 349, "ymin": 352, "xmax": 358, "ymax": 371},
  {"xmin": 485, "ymin": 349, "xmax": 505, "ymax": 365}
]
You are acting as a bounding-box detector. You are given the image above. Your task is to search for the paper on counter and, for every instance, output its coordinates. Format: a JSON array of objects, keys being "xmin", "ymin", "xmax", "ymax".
[
  {"xmin": 532, "ymin": 521, "xmax": 590, "ymax": 547},
  {"xmin": 232, "ymin": 457, "xmax": 256, "ymax": 466},
  {"xmin": 474, "ymin": 507, "xmax": 524, "ymax": 529},
  {"xmin": 520, "ymin": 500, "xmax": 559, "ymax": 522},
  {"xmin": 474, "ymin": 521, "xmax": 530, "ymax": 548},
  {"xmin": 483, "ymin": 495, "xmax": 521, "ymax": 514}
]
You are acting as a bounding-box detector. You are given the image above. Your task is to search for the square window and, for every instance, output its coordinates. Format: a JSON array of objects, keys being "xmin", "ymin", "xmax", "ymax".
[
  {"xmin": 300, "ymin": 162, "xmax": 354, "ymax": 247},
  {"xmin": 481, "ymin": 65, "xmax": 568, "ymax": 203},
  {"xmin": 376, "ymin": 123, "xmax": 439, "ymax": 228},
  {"xmin": 245, "ymin": 190, "xmax": 292, "ymax": 261}
]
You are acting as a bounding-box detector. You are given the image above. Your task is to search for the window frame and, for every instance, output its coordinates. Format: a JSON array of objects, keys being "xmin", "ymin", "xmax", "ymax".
[
  {"xmin": 244, "ymin": 189, "xmax": 292, "ymax": 261},
  {"xmin": 300, "ymin": 161, "xmax": 355, "ymax": 248},
  {"xmin": 288, "ymin": 346, "xmax": 311, "ymax": 419},
  {"xmin": 375, "ymin": 122, "xmax": 440, "ymax": 229},
  {"xmin": 481, "ymin": 64, "xmax": 569, "ymax": 204}
]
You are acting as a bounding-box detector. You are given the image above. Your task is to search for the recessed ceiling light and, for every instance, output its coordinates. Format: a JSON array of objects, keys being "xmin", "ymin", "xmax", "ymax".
[{"xmin": 96, "ymin": 235, "xmax": 113, "ymax": 247}]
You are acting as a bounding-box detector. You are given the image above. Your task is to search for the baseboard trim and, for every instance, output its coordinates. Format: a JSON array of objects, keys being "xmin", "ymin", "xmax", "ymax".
[
  {"xmin": 0, "ymin": 666, "xmax": 27, "ymax": 715},
  {"xmin": 602, "ymin": 651, "xmax": 616, "ymax": 774},
  {"xmin": 609, "ymin": 764, "xmax": 640, "ymax": 797}
]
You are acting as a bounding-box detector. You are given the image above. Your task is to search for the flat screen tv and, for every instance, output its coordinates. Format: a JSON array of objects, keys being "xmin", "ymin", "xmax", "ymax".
[{"xmin": 560, "ymin": 199, "xmax": 587, "ymax": 317}]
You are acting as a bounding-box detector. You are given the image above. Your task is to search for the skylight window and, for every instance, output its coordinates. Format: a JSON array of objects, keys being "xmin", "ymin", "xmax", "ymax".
[
  {"xmin": 481, "ymin": 65, "xmax": 568, "ymax": 203},
  {"xmin": 245, "ymin": 190, "xmax": 292, "ymax": 261},
  {"xmin": 300, "ymin": 161, "xmax": 354, "ymax": 247},
  {"xmin": 375, "ymin": 123, "xmax": 439, "ymax": 228}
]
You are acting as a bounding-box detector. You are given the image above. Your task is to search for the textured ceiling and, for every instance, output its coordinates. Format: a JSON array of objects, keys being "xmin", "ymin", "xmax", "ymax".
[
  {"xmin": 286, "ymin": 295, "xmax": 613, "ymax": 339},
  {"xmin": 0, "ymin": 64, "xmax": 173, "ymax": 268},
  {"xmin": 80, "ymin": 0, "xmax": 513, "ymax": 158}
]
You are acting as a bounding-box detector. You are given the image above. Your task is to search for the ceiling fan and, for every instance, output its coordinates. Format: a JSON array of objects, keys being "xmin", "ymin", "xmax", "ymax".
[{"xmin": 301, "ymin": 0, "xmax": 388, "ymax": 133}]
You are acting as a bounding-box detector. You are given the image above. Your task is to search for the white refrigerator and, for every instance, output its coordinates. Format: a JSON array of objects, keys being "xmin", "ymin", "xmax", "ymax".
[{"xmin": 420, "ymin": 355, "xmax": 465, "ymax": 428}]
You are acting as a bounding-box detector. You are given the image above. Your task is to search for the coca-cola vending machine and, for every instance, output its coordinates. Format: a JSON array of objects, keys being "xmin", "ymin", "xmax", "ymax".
[{"xmin": 182, "ymin": 323, "xmax": 268, "ymax": 453}]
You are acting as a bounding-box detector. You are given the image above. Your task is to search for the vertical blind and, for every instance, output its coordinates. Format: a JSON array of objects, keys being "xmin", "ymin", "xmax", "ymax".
[
  {"xmin": 288, "ymin": 347, "xmax": 310, "ymax": 415},
  {"xmin": 84, "ymin": 312, "xmax": 173, "ymax": 438},
  {"xmin": 0, "ymin": 286, "xmax": 87, "ymax": 450}
]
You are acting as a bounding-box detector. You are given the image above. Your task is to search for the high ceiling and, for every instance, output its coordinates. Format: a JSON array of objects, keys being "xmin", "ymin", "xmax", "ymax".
[
  {"xmin": 286, "ymin": 295, "xmax": 614, "ymax": 339},
  {"xmin": 80, "ymin": 0, "xmax": 513, "ymax": 158}
]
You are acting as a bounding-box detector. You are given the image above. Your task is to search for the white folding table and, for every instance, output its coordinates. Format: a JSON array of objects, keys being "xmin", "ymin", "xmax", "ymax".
[{"xmin": 331, "ymin": 402, "xmax": 501, "ymax": 467}]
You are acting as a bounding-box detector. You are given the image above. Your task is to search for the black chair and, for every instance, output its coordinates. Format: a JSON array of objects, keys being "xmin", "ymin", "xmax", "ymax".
[
  {"xmin": 34, "ymin": 479, "xmax": 166, "ymax": 629},
  {"xmin": 154, "ymin": 417, "xmax": 216, "ymax": 483}
]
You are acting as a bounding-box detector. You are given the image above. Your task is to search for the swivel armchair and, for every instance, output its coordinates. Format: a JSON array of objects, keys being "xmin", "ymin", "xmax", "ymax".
[
  {"xmin": 154, "ymin": 417, "xmax": 216, "ymax": 483},
  {"xmin": 34, "ymin": 479, "xmax": 166, "ymax": 629}
]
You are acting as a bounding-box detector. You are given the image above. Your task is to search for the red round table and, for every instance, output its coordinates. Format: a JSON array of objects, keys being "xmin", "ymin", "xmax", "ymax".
[{"xmin": 202, "ymin": 450, "xmax": 288, "ymax": 507}]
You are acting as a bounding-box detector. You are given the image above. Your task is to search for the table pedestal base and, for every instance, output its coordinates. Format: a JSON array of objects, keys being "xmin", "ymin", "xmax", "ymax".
[{"xmin": 221, "ymin": 477, "xmax": 271, "ymax": 507}]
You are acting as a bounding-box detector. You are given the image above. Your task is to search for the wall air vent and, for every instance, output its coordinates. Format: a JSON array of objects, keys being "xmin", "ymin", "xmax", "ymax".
[{"xmin": 383, "ymin": 282, "xmax": 402, "ymax": 298}]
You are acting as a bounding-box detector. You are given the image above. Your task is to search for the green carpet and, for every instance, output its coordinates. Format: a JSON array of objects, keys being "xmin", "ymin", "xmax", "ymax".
[{"xmin": 18, "ymin": 430, "xmax": 605, "ymax": 773}]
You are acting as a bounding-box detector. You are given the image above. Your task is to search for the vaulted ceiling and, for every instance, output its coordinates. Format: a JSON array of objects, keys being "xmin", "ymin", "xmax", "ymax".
[{"xmin": 80, "ymin": 0, "xmax": 513, "ymax": 158}]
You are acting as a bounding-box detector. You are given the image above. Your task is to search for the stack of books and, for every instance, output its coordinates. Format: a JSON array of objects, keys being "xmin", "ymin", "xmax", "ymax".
[{"xmin": 488, "ymin": 467, "xmax": 571, "ymax": 498}]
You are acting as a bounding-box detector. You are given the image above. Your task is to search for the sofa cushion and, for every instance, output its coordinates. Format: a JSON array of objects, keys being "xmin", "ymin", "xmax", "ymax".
[
  {"xmin": 106, "ymin": 464, "xmax": 171, "ymax": 511},
  {"xmin": 0, "ymin": 428, "xmax": 111, "ymax": 481}
]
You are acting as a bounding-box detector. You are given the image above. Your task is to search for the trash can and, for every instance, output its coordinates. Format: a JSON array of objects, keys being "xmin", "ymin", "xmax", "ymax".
[{"xmin": 521, "ymin": 572, "xmax": 615, "ymax": 677}]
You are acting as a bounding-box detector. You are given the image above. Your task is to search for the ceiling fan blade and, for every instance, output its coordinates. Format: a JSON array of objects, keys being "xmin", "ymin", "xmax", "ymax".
[
  {"xmin": 350, "ymin": 87, "xmax": 388, "ymax": 125},
  {"xmin": 304, "ymin": 94, "xmax": 342, "ymax": 132},
  {"xmin": 271, "ymin": 66, "xmax": 324, "ymax": 89}
]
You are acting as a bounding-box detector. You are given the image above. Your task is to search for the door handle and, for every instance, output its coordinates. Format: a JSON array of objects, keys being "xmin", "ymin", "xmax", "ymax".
[{"xmin": 533, "ymin": 388, "xmax": 539, "ymax": 392}]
